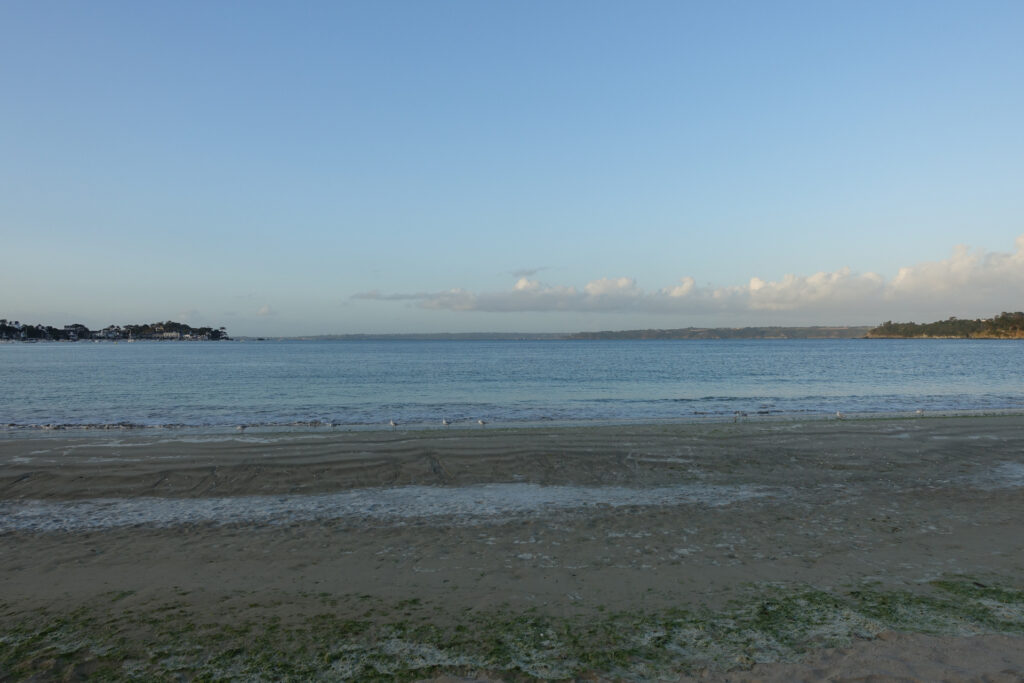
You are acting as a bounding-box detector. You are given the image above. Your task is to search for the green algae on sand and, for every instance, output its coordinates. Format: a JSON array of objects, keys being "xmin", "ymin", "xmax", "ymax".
[{"xmin": 3, "ymin": 576, "xmax": 1023, "ymax": 681}]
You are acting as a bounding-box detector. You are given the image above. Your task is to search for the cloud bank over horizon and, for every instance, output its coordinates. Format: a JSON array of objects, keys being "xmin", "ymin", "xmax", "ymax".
[{"xmin": 355, "ymin": 235, "xmax": 1024, "ymax": 324}]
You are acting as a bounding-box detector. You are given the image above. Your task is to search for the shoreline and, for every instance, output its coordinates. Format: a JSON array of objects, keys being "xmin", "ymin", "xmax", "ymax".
[
  {"xmin": 3, "ymin": 415, "xmax": 1024, "ymax": 679},
  {"xmin": 4, "ymin": 413, "xmax": 1024, "ymax": 499},
  {"xmin": 4, "ymin": 406, "xmax": 1024, "ymax": 437}
]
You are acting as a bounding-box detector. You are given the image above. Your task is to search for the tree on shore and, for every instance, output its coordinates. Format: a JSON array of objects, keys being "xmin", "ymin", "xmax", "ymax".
[
  {"xmin": 868, "ymin": 312, "xmax": 1024, "ymax": 338},
  {"xmin": 0, "ymin": 319, "xmax": 229, "ymax": 341}
]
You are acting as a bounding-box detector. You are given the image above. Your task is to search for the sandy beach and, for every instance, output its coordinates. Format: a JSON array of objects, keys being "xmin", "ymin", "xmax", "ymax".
[{"xmin": 2, "ymin": 416, "xmax": 1024, "ymax": 680}]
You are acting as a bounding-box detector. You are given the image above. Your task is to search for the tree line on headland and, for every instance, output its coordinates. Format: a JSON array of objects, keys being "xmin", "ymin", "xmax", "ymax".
[
  {"xmin": 866, "ymin": 311, "xmax": 1024, "ymax": 339},
  {"xmin": 0, "ymin": 319, "xmax": 229, "ymax": 341}
]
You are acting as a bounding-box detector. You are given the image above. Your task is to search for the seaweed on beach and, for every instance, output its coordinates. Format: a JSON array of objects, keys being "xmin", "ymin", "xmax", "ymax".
[{"xmin": 2, "ymin": 575, "xmax": 1024, "ymax": 681}]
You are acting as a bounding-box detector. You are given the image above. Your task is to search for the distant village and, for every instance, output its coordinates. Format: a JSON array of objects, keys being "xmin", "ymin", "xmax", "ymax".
[{"xmin": 0, "ymin": 319, "xmax": 229, "ymax": 342}]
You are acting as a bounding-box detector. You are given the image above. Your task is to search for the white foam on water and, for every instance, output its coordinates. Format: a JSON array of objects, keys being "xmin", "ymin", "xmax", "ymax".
[
  {"xmin": 969, "ymin": 462, "xmax": 1024, "ymax": 490},
  {"xmin": 989, "ymin": 462, "xmax": 1024, "ymax": 488},
  {"xmin": 0, "ymin": 483, "xmax": 776, "ymax": 533}
]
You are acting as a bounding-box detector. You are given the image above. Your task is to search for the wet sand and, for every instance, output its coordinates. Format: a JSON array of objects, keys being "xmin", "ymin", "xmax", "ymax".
[{"xmin": 2, "ymin": 416, "xmax": 1024, "ymax": 680}]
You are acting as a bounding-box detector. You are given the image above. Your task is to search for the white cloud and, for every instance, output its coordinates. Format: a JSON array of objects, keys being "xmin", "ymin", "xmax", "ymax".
[
  {"xmin": 514, "ymin": 278, "xmax": 541, "ymax": 291},
  {"xmin": 661, "ymin": 276, "xmax": 696, "ymax": 298},
  {"xmin": 888, "ymin": 235, "xmax": 1024, "ymax": 299},
  {"xmin": 256, "ymin": 304, "xmax": 276, "ymax": 316},
  {"xmin": 584, "ymin": 276, "xmax": 640, "ymax": 297},
  {"xmin": 745, "ymin": 268, "xmax": 886, "ymax": 311},
  {"xmin": 353, "ymin": 235, "xmax": 1024, "ymax": 321}
]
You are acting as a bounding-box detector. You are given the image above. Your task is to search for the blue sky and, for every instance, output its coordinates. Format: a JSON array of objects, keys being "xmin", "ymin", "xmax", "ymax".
[{"xmin": 2, "ymin": 1, "xmax": 1022, "ymax": 335}]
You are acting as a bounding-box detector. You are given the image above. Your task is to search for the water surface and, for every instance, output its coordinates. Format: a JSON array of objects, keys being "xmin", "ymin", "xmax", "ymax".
[{"xmin": 1, "ymin": 339, "xmax": 1022, "ymax": 429}]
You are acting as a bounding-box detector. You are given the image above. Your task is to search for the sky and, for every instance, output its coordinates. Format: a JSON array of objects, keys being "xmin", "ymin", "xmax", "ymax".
[{"xmin": 2, "ymin": 1, "xmax": 1022, "ymax": 336}]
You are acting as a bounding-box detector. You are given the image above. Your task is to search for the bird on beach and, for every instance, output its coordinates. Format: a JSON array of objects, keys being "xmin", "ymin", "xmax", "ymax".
[
  {"xmin": 389, "ymin": 419, "xmax": 398, "ymax": 430},
  {"xmin": 835, "ymin": 411, "xmax": 845, "ymax": 420},
  {"xmin": 236, "ymin": 424, "xmax": 246, "ymax": 432},
  {"xmin": 478, "ymin": 419, "xmax": 487, "ymax": 427},
  {"xmin": 442, "ymin": 418, "xmax": 450, "ymax": 427},
  {"xmin": 916, "ymin": 409, "xmax": 924, "ymax": 417}
]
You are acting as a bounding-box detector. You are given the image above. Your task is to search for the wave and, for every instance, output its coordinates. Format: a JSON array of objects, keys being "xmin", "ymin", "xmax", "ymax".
[{"xmin": 4, "ymin": 407, "xmax": 1023, "ymax": 433}]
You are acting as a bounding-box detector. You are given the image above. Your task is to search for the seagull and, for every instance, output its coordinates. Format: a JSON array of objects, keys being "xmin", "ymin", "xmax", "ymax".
[
  {"xmin": 478, "ymin": 419, "xmax": 487, "ymax": 428},
  {"xmin": 835, "ymin": 411, "xmax": 845, "ymax": 420},
  {"xmin": 442, "ymin": 418, "xmax": 450, "ymax": 427},
  {"xmin": 389, "ymin": 419, "xmax": 398, "ymax": 430},
  {"xmin": 236, "ymin": 425, "xmax": 246, "ymax": 432},
  {"xmin": 915, "ymin": 409, "xmax": 924, "ymax": 417}
]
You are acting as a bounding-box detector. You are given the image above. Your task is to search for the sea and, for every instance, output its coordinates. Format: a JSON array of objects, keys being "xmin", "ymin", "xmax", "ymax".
[{"xmin": 1, "ymin": 338, "xmax": 1023, "ymax": 431}]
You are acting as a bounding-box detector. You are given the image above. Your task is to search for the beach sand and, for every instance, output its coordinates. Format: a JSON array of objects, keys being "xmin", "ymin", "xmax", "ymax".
[{"xmin": 2, "ymin": 416, "xmax": 1024, "ymax": 680}]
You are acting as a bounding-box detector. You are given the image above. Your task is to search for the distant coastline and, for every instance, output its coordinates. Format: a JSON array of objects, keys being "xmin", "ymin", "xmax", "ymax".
[
  {"xmin": 566, "ymin": 325, "xmax": 870, "ymax": 340},
  {"xmin": 865, "ymin": 312, "xmax": 1024, "ymax": 339},
  {"xmin": 0, "ymin": 319, "xmax": 229, "ymax": 342},
  {"xmin": 239, "ymin": 326, "xmax": 871, "ymax": 342},
  {"xmin": 5, "ymin": 312, "xmax": 1022, "ymax": 343}
]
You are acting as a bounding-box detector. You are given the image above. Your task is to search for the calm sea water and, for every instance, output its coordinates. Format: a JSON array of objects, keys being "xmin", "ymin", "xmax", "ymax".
[{"xmin": 1, "ymin": 339, "xmax": 1023, "ymax": 430}]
